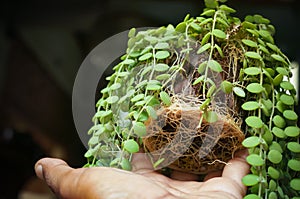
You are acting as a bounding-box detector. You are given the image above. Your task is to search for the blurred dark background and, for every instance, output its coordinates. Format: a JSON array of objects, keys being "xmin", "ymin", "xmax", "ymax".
[{"xmin": 0, "ymin": 0, "xmax": 299, "ymax": 198}]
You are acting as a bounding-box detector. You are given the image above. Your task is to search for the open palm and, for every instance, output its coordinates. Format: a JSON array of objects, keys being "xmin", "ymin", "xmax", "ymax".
[{"xmin": 35, "ymin": 150, "xmax": 249, "ymax": 199}]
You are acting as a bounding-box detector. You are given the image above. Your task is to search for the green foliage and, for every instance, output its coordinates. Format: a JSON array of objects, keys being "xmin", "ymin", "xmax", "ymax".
[{"xmin": 85, "ymin": 1, "xmax": 299, "ymax": 198}]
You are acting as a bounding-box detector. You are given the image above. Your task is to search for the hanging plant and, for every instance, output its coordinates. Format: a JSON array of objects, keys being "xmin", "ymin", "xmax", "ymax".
[{"xmin": 85, "ymin": 0, "xmax": 299, "ymax": 198}]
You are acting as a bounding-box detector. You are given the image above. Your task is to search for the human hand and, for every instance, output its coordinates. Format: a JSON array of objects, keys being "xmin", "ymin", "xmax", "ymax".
[{"xmin": 35, "ymin": 150, "xmax": 249, "ymax": 199}]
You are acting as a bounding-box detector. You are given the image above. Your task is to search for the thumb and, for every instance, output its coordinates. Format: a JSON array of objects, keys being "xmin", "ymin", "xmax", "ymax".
[{"xmin": 35, "ymin": 158, "xmax": 79, "ymax": 198}]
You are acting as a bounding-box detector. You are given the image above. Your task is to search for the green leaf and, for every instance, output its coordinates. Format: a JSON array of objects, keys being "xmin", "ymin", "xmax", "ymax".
[
  {"xmin": 220, "ymin": 80, "xmax": 232, "ymax": 94},
  {"xmin": 288, "ymin": 159, "xmax": 300, "ymax": 171},
  {"xmin": 245, "ymin": 116, "xmax": 264, "ymax": 129},
  {"xmin": 146, "ymin": 106, "xmax": 157, "ymax": 120},
  {"xmin": 207, "ymin": 85, "xmax": 216, "ymax": 98},
  {"xmin": 200, "ymin": 98, "xmax": 211, "ymax": 110},
  {"xmin": 242, "ymin": 136, "xmax": 260, "ymax": 148},
  {"xmin": 201, "ymin": 9, "xmax": 216, "ymax": 16},
  {"xmin": 268, "ymin": 150, "xmax": 282, "ymax": 164},
  {"xmin": 204, "ymin": 0, "xmax": 218, "ymax": 9},
  {"xmin": 280, "ymin": 81, "xmax": 295, "ymax": 90},
  {"xmin": 190, "ymin": 22, "xmax": 202, "ymax": 31},
  {"xmin": 198, "ymin": 62, "xmax": 207, "ymax": 74},
  {"xmin": 214, "ymin": 44, "xmax": 224, "ymax": 57},
  {"xmin": 271, "ymin": 54, "xmax": 287, "ymax": 64},
  {"xmin": 133, "ymin": 122, "xmax": 147, "ymax": 136},
  {"xmin": 269, "ymin": 180, "xmax": 277, "ymax": 192},
  {"xmin": 155, "ymin": 50, "xmax": 170, "ymax": 59},
  {"xmin": 276, "ymin": 67, "xmax": 289, "ymax": 76},
  {"xmin": 175, "ymin": 22, "xmax": 187, "ymax": 33},
  {"xmin": 284, "ymin": 126, "xmax": 300, "ymax": 137},
  {"xmin": 246, "ymin": 83, "xmax": 264, "ymax": 93},
  {"xmin": 272, "ymin": 127, "xmax": 286, "ymax": 139},
  {"xmin": 280, "ymin": 94, "xmax": 295, "ymax": 105},
  {"xmin": 154, "ymin": 63, "xmax": 169, "ymax": 72},
  {"xmin": 193, "ymin": 75, "xmax": 205, "ymax": 85},
  {"xmin": 207, "ymin": 59, "xmax": 223, "ymax": 72},
  {"xmin": 283, "ymin": 110, "xmax": 298, "ymax": 120},
  {"xmin": 131, "ymin": 94, "xmax": 145, "ymax": 102},
  {"xmin": 290, "ymin": 178, "xmax": 300, "ymax": 191},
  {"xmin": 242, "ymin": 101, "xmax": 260, "ymax": 111},
  {"xmin": 204, "ymin": 110, "xmax": 218, "ymax": 123},
  {"xmin": 273, "ymin": 74, "xmax": 283, "ymax": 86},
  {"xmin": 246, "ymin": 154, "xmax": 264, "ymax": 166},
  {"xmin": 242, "ymin": 39, "xmax": 258, "ymax": 48},
  {"xmin": 272, "ymin": 115, "xmax": 286, "ymax": 129},
  {"xmin": 154, "ymin": 42, "xmax": 169, "ymax": 50},
  {"xmin": 146, "ymin": 83, "xmax": 161, "ymax": 91},
  {"xmin": 122, "ymin": 59, "xmax": 135, "ymax": 65},
  {"xmin": 121, "ymin": 158, "xmax": 132, "ymax": 171},
  {"xmin": 109, "ymin": 83, "xmax": 121, "ymax": 90},
  {"xmin": 160, "ymin": 91, "xmax": 171, "ymax": 106},
  {"xmin": 201, "ymin": 32, "xmax": 211, "ymax": 45},
  {"xmin": 123, "ymin": 139, "xmax": 139, "ymax": 153},
  {"xmin": 197, "ymin": 43, "xmax": 211, "ymax": 54},
  {"xmin": 106, "ymin": 96, "xmax": 119, "ymax": 104},
  {"xmin": 269, "ymin": 141, "xmax": 283, "ymax": 153},
  {"xmin": 219, "ymin": 5, "xmax": 236, "ymax": 13},
  {"xmin": 139, "ymin": 52, "xmax": 153, "ymax": 61},
  {"xmin": 245, "ymin": 51, "xmax": 262, "ymax": 60},
  {"xmin": 287, "ymin": 142, "xmax": 300, "ymax": 153},
  {"xmin": 212, "ymin": 29, "xmax": 226, "ymax": 39},
  {"xmin": 128, "ymin": 28, "xmax": 136, "ymax": 38},
  {"xmin": 242, "ymin": 174, "xmax": 259, "ymax": 186},
  {"xmin": 233, "ymin": 87, "xmax": 245, "ymax": 97},
  {"xmin": 244, "ymin": 194, "xmax": 260, "ymax": 199},
  {"xmin": 156, "ymin": 74, "xmax": 171, "ymax": 81},
  {"xmin": 244, "ymin": 67, "xmax": 261, "ymax": 76},
  {"xmin": 88, "ymin": 136, "xmax": 99, "ymax": 146},
  {"xmin": 268, "ymin": 166, "xmax": 280, "ymax": 179}
]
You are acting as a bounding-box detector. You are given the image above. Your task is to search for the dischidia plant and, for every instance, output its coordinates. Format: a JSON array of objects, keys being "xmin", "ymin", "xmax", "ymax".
[{"xmin": 85, "ymin": 0, "xmax": 300, "ymax": 198}]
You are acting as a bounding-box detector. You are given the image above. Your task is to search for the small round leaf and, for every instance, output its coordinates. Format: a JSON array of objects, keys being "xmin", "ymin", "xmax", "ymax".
[
  {"xmin": 287, "ymin": 142, "xmax": 300, "ymax": 153},
  {"xmin": 272, "ymin": 127, "xmax": 286, "ymax": 139},
  {"xmin": 290, "ymin": 178, "xmax": 300, "ymax": 191},
  {"xmin": 160, "ymin": 91, "xmax": 171, "ymax": 106},
  {"xmin": 245, "ymin": 51, "xmax": 262, "ymax": 60},
  {"xmin": 280, "ymin": 94, "xmax": 295, "ymax": 105},
  {"xmin": 155, "ymin": 50, "xmax": 170, "ymax": 59},
  {"xmin": 272, "ymin": 115, "xmax": 286, "ymax": 129},
  {"xmin": 123, "ymin": 139, "xmax": 139, "ymax": 153},
  {"xmin": 204, "ymin": 111, "xmax": 218, "ymax": 123},
  {"xmin": 246, "ymin": 83, "xmax": 264, "ymax": 93},
  {"xmin": 242, "ymin": 174, "xmax": 260, "ymax": 186},
  {"xmin": 288, "ymin": 159, "xmax": 300, "ymax": 171},
  {"xmin": 284, "ymin": 126, "xmax": 300, "ymax": 137},
  {"xmin": 220, "ymin": 80, "xmax": 233, "ymax": 94},
  {"xmin": 268, "ymin": 150, "xmax": 282, "ymax": 164},
  {"xmin": 233, "ymin": 87, "xmax": 246, "ymax": 97},
  {"xmin": 246, "ymin": 116, "xmax": 264, "ymax": 129},
  {"xmin": 242, "ymin": 136, "xmax": 260, "ymax": 148},
  {"xmin": 283, "ymin": 110, "xmax": 298, "ymax": 120},
  {"xmin": 246, "ymin": 154, "xmax": 264, "ymax": 166},
  {"xmin": 244, "ymin": 67, "xmax": 260, "ymax": 76},
  {"xmin": 133, "ymin": 122, "xmax": 147, "ymax": 136},
  {"xmin": 244, "ymin": 194, "xmax": 260, "ymax": 199},
  {"xmin": 268, "ymin": 166, "xmax": 280, "ymax": 179},
  {"xmin": 242, "ymin": 101, "xmax": 260, "ymax": 111}
]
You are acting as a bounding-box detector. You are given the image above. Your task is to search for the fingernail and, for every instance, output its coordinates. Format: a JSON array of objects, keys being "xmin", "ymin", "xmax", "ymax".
[{"xmin": 35, "ymin": 164, "xmax": 44, "ymax": 180}]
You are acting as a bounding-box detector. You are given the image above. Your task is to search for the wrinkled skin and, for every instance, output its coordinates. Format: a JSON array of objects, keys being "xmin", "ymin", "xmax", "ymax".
[{"xmin": 35, "ymin": 150, "xmax": 249, "ymax": 199}]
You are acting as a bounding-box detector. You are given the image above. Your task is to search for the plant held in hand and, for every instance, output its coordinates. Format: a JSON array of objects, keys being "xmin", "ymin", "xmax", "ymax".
[{"xmin": 85, "ymin": 0, "xmax": 299, "ymax": 198}]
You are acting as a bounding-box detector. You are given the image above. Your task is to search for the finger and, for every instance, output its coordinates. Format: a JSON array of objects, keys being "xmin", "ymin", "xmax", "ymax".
[
  {"xmin": 170, "ymin": 170, "xmax": 199, "ymax": 181},
  {"xmin": 222, "ymin": 149, "xmax": 250, "ymax": 195},
  {"xmin": 35, "ymin": 158, "xmax": 83, "ymax": 198},
  {"xmin": 203, "ymin": 170, "xmax": 222, "ymax": 181}
]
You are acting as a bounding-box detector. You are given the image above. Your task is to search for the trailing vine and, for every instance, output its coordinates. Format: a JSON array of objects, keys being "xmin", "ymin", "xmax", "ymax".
[{"xmin": 85, "ymin": 0, "xmax": 299, "ymax": 198}]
